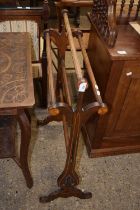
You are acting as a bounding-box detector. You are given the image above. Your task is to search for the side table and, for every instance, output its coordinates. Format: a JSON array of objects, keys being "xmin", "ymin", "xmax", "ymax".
[{"xmin": 0, "ymin": 32, "xmax": 35, "ymax": 188}]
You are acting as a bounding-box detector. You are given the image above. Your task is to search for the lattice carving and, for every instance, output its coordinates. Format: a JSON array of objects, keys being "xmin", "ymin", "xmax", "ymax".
[
  {"xmin": 90, "ymin": 0, "xmax": 140, "ymax": 47},
  {"xmin": 91, "ymin": 0, "xmax": 117, "ymax": 47}
]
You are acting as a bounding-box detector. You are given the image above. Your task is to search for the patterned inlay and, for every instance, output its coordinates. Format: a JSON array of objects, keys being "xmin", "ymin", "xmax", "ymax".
[{"xmin": 0, "ymin": 32, "xmax": 33, "ymax": 107}]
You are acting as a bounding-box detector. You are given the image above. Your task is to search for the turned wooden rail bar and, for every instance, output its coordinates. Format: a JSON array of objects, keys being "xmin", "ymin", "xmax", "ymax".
[
  {"xmin": 46, "ymin": 30, "xmax": 56, "ymax": 109},
  {"xmin": 63, "ymin": 10, "xmax": 84, "ymax": 81},
  {"xmin": 51, "ymin": 45, "xmax": 59, "ymax": 72},
  {"xmin": 62, "ymin": 11, "xmax": 107, "ymax": 114},
  {"xmin": 61, "ymin": 59, "xmax": 72, "ymax": 106},
  {"xmin": 75, "ymin": 30, "xmax": 108, "ymax": 115}
]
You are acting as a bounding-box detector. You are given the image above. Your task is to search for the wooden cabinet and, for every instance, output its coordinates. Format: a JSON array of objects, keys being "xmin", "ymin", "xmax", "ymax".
[
  {"xmin": 106, "ymin": 61, "xmax": 140, "ymax": 136},
  {"xmin": 83, "ymin": 24, "xmax": 140, "ymax": 157}
]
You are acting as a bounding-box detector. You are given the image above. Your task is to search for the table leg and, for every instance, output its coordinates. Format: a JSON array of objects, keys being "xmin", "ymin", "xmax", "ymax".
[
  {"xmin": 17, "ymin": 109, "xmax": 33, "ymax": 188},
  {"xmin": 74, "ymin": 7, "xmax": 80, "ymax": 27},
  {"xmin": 41, "ymin": 36, "xmax": 48, "ymax": 107}
]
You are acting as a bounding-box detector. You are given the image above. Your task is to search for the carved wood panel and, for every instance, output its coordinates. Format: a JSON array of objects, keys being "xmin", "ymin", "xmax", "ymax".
[
  {"xmin": 0, "ymin": 32, "xmax": 34, "ymax": 108},
  {"xmin": 90, "ymin": 0, "xmax": 140, "ymax": 47},
  {"xmin": 90, "ymin": 0, "xmax": 118, "ymax": 47}
]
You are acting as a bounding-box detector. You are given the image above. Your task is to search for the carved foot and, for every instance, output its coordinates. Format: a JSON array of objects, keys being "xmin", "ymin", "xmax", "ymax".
[
  {"xmin": 20, "ymin": 157, "xmax": 33, "ymax": 188},
  {"xmin": 25, "ymin": 175, "xmax": 33, "ymax": 189},
  {"xmin": 39, "ymin": 187, "xmax": 92, "ymax": 203}
]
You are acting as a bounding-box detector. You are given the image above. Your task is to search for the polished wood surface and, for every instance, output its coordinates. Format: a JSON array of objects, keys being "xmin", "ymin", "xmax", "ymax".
[
  {"xmin": 0, "ymin": 32, "xmax": 34, "ymax": 188},
  {"xmin": 109, "ymin": 24, "xmax": 140, "ymax": 60},
  {"xmin": 83, "ymin": 9, "xmax": 140, "ymax": 157}
]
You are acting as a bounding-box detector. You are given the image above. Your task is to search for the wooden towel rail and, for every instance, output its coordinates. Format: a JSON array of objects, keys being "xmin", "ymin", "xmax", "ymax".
[{"xmin": 38, "ymin": 10, "xmax": 108, "ymax": 202}]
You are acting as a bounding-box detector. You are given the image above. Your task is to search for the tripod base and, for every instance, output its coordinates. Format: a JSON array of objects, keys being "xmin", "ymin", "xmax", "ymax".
[{"xmin": 39, "ymin": 187, "xmax": 92, "ymax": 203}]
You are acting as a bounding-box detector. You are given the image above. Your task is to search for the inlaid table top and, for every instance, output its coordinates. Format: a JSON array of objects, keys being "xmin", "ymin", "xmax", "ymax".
[{"xmin": 0, "ymin": 32, "xmax": 35, "ymax": 109}]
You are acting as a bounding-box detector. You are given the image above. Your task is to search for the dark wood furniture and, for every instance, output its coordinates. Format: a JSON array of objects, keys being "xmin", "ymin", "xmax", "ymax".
[
  {"xmin": 55, "ymin": 0, "xmax": 92, "ymax": 29},
  {"xmin": 0, "ymin": 32, "xmax": 35, "ymax": 188},
  {"xmin": 0, "ymin": 0, "xmax": 18, "ymax": 7},
  {"xmin": 0, "ymin": 1, "xmax": 49, "ymax": 107},
  {"xmin": 38, "ymin": 10, "xmax": 107, "ymax": 202},
  {"xmin": 82, "ymin": 0, "xmax": 140, "ymax": 157}
]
